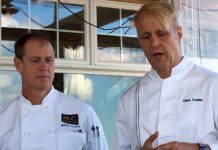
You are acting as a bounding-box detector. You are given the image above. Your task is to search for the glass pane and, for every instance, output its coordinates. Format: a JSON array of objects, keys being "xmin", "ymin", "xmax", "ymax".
[
  {"xmin": 122, "ymin": 37, "xmax": 146, "ymax": 63},
  {"xmin": 59, "ymin": 32, "xmax": 85, "ymax": 60},
  {"xmin": 121, "ymin": 9, "xmax": 137, "ymax": 36},
  {"xmin": 1, "ymin": 28, "xmax": 28, "ymax": 56},
  {"xmin": 31, "ymin": 29, "xmax": 57, "ymax": 57},
  {"xmin": 62, "ymin": 73, "xmax": 139, "ymax": 149},
  {"xmin": 97, "ymin": 7, "xmax": 120, "ymax": 35},
  {"xmin": 30, "ymin": 1, "xmax": 56, "ymax": 29},
  {"xmin": 59, "ymin": 3, "xmax": 84, "ymax": 31},
  {"xmin": 199, "ymin": 0, "xmax": 218, "ymax": 59},
  {"xmin": 0, "ymin": 71, "xmax": 21, "ymax": 108},
  {"xmin": 1, "ymin": 0, "xmax": 28, "ymax": 28},
  {"xmin": 97, "ymin": 35, "xmax": 121, "ymax": 62},
  {"xmin": 179, "ymin": 1, "xmax": 201, "ymax": 58}
]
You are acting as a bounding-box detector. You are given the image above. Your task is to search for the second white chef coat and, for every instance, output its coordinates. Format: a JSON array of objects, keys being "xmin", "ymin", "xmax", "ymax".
[
  {"xmin": 0, "ymin": 87, "xmax": 108, "ymax": 150},
  {"xmin": 113, "ymin": 57, "xmax": 218, "ymax": 150}
]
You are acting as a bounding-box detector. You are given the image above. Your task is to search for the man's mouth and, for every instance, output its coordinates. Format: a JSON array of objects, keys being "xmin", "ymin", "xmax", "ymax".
[
  {"xmin": 153, "ymin": 52, "xmax": 164, "ymax": 56},
  {"xmin": 37, "ymin": 76, "xmax": 49, "ymax": 78}
]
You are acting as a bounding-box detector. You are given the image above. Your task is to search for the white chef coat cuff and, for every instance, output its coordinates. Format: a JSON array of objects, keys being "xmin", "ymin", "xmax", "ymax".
[{"xmin": 209, "ymin": 144, "xmax": 218, "ymax": 150}]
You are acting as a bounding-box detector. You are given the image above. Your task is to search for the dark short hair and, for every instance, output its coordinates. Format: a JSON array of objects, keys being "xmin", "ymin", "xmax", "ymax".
[{"xmin": 15, "ymin": 32, "xmax": 55, "ymax": 60}]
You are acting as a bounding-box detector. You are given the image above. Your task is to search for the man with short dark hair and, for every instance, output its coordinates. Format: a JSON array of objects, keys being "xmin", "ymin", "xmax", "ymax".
[{"xmin": 0, "ymin": 32, "xmax": 108, "ymax": 150}]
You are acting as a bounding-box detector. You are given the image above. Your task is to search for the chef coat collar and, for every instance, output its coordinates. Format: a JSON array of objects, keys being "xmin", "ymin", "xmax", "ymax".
[
  {"xmin": 148, "ymin": 56, "xmax": 194, "ymax": 80},
  {"xmin": 19, "ymin": 86, "xmax": 57, "ymax": 106}
]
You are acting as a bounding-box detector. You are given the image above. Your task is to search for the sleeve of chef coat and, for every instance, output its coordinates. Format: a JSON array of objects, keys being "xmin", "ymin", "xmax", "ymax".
[
  {"xmin": 112, "ymin": 98, "xmax": 132, "ymax": 150},
  {"xmin": 83, "ymin": 106, "xmax": 108, "ymax": 150},
  {"xmin": 210, "ymin": 98, "xmax": 218, "ymax": 150}
]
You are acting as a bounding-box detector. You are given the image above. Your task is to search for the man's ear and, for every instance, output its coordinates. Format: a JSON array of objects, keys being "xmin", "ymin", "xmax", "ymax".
[
  {"xmin": 14, "ymin": 57, "xmax": 23, "ymax": 74},
  {"xmin": 177, "ymin": 26, "xmax": 182, "ymax": 43}
]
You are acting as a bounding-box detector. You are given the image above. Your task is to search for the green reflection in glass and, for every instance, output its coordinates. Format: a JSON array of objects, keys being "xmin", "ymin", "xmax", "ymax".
[
  {"xmin": 63, "ymin": 73, "xmax": 139, "ymax": 149},
  {"xmin": 0, "ymin": 71, "xmax": 21, "ymax": 108}
]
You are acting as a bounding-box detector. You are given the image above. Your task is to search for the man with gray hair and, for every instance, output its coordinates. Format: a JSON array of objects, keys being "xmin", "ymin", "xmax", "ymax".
[{"xmin": 113, "ymin": 1, "xmax": 218, "ymax": 150}]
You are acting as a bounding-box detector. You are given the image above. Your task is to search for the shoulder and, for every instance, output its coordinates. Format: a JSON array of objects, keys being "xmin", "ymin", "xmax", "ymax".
[
  {"xmin": 0, "ymin": 96, "xmax": 20, "ymax": 115},
  {"xmin": 56, "ymin": 90, "xmax": 91, "ymax": 112},
  {"xmin": 192, "ymin": 64, "xmax": 218, "ymax": 80},
  {"xmin": 0, "ymin": 97, "xmax": 20, "ymax": 130}
]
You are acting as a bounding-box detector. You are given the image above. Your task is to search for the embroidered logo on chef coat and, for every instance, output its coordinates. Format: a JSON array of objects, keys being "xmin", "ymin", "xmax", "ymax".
[
  {"xmin": 62, "ymin": 114, "xmax": 79, "ymax": 125},
  {"xmin": 183, "ymin": 98, "xmax": 203, "ymax": 102}
]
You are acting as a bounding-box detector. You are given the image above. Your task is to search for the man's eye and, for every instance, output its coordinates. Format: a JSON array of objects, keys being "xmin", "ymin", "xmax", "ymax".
[
  {"xmin": 158, "ymin": 32, "xmax": 166, "ymax": 37},
  {"xmin": 32, "ymin": 59, "xmax": 39, "ymax": 63},
  {"xmin": 142, "ymin": 34, "xmax": 150, "ymax": 39},
  {"xmin": 46, "ymin": 58, "xmax": 54, "ymax": 63}
]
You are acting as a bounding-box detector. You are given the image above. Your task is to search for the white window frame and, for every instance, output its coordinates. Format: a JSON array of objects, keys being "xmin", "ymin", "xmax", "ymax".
[
  {"xmin": 0, "ymin": 0, "xmax": 151, "ymax": 77},
  {"xmin": 92, "ymin": 0, "xmax": 148, "ymax": 73}
]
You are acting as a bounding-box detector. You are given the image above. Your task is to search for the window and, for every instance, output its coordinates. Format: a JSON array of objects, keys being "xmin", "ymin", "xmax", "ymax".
[
  {"xmin": 174, "ymin": 0, "xmax": 218, "ymax": 72},
  {"xmin": 1, "ymin": 0, "xmax": 87, "ymax": 61},
  {"xmin": 96, "ymin": 7, "xmax": 146, "ymax": 63}
]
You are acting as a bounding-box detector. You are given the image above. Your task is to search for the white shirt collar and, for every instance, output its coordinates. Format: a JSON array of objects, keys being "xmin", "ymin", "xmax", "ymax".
[
  {"xmin": 148, "ymin": 56, "xmax": 194, "ymax": 80},
  {"xmin": 19, "ymin": 86, "xmax": 57, "ymax": 106}
]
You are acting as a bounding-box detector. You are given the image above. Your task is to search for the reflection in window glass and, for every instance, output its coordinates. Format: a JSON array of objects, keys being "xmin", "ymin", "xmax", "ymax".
[
  {"xmin": 0, "ymin": 71, "xmax": 21, "ymax": 108},
  {"xmin": 97, "ymin": 34, "xmax": 143, "ymax": 63},
  {"xmin": 200, "ymin": 30, "xmax": 218, "ymax": 59},
  {"xmin": 180, "ymin": 1, "xmax": 201, "ymax": 58},
  {"xmin": 97, "ymin": 35, "xmax": 121, "ymax": 62},
  {"xmin": 1, "ymin": 28, "xmax": 28, "ymax": 56},
  {"xmin": 30, "ymin": 1, "xmax": 56, "ymax": 29},
  {"xmin": 59, "ymin": 4, "xmax": 84, "ymax": 31},
  {"xmin": 122, "ymin": 9, "xmax": 137, "ymax": 36},
  {"xmin": 198, "ymin": 0, "xmax": 218, "ymax": 59},
  {"xmin": 62, "ymin": 73, "xmax": 139, "ymax": 149},
  {"xmin": 180, "ymin": 0, "xmax": 218, "ymax": 59},
  {"xmin": 59, "ymin": 32, "xmax": 85, "ymax": 60},
  {"xmin": 97, "ymin": 7, "xmax": 120, "ymax": 35},
  {"xmin": 97, "ymin": 7, "xmax": 145, "ymax": 64},
  {"xmin": 123, "ymin": 37, "xmax": 146, "ymax": 63},
  {"xmin": 1, "ymin": 0, "xmax": 28, "ymax": 28}
]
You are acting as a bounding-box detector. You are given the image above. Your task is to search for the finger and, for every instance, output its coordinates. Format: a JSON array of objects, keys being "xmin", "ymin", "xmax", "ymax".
[
  {"xmin": 142, "ymin": 131, "xmax": 159, "ymax": 150},
  {"xmin": 148, "ymin": 131, "xmax": 159, "ymax": 143}
]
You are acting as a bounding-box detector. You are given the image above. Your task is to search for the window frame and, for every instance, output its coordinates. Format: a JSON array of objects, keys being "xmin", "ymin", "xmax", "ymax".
[{"xmin": 0, "ymin": 0, "xmax": 151, "ymax": 77}]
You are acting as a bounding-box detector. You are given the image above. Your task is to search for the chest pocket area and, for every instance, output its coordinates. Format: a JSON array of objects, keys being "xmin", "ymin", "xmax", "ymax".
[{"xmin": 57, "ymin": 130, "xmax": 86, "ymax": 150}]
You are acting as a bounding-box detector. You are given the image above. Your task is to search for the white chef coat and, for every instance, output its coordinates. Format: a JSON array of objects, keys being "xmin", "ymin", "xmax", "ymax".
[
  {"xmin": 113, "ymin": 57, "xmax": 218, "ymax": 150},
  {"xmin": 0, "ymin": 87, "xmax": 108, "ymax": 150}
]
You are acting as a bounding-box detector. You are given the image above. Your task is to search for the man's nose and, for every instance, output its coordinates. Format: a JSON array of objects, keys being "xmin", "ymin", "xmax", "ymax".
[
  {"xmin": 39, "ymin": 60, "xmax": 48, "ymax": 70},
  {"xmin": 151, "ymin": 36, "xmax": 160, "ymax": 48}
]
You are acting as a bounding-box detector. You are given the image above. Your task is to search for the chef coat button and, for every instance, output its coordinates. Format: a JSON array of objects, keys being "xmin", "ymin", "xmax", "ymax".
[{"xmin": 24, "ymin": 132, "xmax": 31, "ymax": 136}]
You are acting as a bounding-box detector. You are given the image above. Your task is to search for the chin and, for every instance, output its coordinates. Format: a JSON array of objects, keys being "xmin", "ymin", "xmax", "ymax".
[{"xmin": 37, "ymin": 84, "xmax": 51, "ymax": 90}]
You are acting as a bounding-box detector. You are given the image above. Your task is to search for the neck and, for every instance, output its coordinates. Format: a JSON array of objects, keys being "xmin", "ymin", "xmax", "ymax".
[
  {"xmin": 157, "ymin": 57, "xmax": 183, "ymax": 79},
  {"xmin": 157, "ymin": 70, "xmax": 171, "ymax": 79},
  {"xmin": 22, "ymin": 87, "xmax": 52, "ymax": 105}
]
